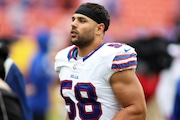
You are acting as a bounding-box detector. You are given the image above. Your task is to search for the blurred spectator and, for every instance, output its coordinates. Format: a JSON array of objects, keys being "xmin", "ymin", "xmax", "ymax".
[
  {"xmin": 129, "ymin": 35, "xmax": 173, "ymax": 120},
  {"xmin": 156, "ymin": 12, "xmax": 180, "ymax": 120},
  {"xmin": 129, "ymin": 36, "xmax": 173, "ymax": 99},
  {"xmin": 129, "ymin": 36, "xmax": 172, "ymax": 76},
  {"xmin": 26, "ymin": 28, "xmax": 55, "ymax": 120},
  {"xmin": 0, "ymin": 38, "xmax": 32, "ymax": 120},
  {"xmin": 0, "ymin": 51, "xmax": 23, "ymax": 120},
  {"xmin": 172, "ymin": 14, "xmax": 180, "ymax": 120}
]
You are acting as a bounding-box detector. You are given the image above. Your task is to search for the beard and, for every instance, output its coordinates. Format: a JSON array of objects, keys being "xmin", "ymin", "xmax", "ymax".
[{"xmin": 71, "ymin": 31, "xmax": 94, "ymax": 47}]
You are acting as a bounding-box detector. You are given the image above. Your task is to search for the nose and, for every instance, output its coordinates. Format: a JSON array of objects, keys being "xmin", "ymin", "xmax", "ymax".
[{"xmin": 71, "ymin": 20, "xmax": 78, "ymax": 28}]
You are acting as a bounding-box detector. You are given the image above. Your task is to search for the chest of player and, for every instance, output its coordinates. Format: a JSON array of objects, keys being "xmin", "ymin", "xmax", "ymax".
[{"xmin": 59, "ymin": 57, "xmax": 111, "ymax": 82}]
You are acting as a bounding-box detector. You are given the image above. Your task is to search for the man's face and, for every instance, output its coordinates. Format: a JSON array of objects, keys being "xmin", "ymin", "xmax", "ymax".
[{"xmin": 70, "ymin": 14, "xmax": 98, "ymax": 47}]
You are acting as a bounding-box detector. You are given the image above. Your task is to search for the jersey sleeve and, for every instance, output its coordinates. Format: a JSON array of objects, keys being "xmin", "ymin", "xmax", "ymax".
[
  {"xmin": 111, "ymin": 44, "xmax": 137, "ymax": 71},
  {"xmin": 54, "ymin": 51, "xmax": 64, "ymax": 72},
  {"xmin": 54, "ymin": 46, "xmax": 74, "ymax": 72}
]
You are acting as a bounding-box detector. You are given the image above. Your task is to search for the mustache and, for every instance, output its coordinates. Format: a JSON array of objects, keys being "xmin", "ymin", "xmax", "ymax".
[{"xmin": 71, "ymin": 29, "xmax": 79, "ymax": 34}]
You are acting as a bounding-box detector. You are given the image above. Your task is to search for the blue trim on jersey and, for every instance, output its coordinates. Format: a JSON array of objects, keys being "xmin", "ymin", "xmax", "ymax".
[
  {"xmin": 67, "ymin": 43, "xmax": 105, "ymax": 61},
  {"xmin": 67, "ymin": 46, "xmax": 78, "ymax": 60},
  {"xmin": 83, "ymin": 43, "xmax": 105, "ymax": 61},
  {"xmin": 113, "ymin": 53, "xmax": 136, "ymax": 61},
  {"xmin": 112, "ymin": 61, "xmax": 137, "ymax": 70}
]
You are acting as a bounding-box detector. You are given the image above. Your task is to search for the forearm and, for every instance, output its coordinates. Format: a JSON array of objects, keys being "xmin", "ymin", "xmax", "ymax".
[
  {"xmin": 112, "ymin": 105, "xmax": 146, "ymax": 120},
  {"xmin": 66, "ymin": 113, "xmax": 69, "ymax": 120}
]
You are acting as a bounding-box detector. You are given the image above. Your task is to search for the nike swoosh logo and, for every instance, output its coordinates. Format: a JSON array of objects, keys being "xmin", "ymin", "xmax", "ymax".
[{"xmin": 124, "ymin": 48, "xmax": 131, "ymax": 52}]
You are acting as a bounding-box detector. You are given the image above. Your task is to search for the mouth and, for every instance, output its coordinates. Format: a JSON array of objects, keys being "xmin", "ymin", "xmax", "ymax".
[{"xmin": 71, "ymin": 30, "xmax": 78, "ymax": 37}]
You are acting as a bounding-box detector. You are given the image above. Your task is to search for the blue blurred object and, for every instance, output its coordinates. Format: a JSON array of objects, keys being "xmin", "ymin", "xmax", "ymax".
[
  {"xmin": 172, "ymin": 79, "xmax": 180, "ymax": 120},
  {"xmin": 27, "ymin": 29, "xmax": 54, "ymax": 120}
]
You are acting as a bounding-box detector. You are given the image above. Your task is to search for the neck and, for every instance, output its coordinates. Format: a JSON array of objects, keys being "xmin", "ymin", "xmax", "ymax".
[{"xmin": 77, "ymin": 40, "xmax": 103, "ymax": 57}]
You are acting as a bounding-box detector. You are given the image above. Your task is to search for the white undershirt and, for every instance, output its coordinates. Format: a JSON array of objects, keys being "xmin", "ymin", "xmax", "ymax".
[{"xmin": 76, "ymin": 55, "xmax": 83, "ymax": 60}]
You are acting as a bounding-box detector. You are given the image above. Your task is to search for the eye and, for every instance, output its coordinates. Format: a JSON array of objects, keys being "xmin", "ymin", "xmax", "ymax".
[
  {"xmin": 72, "ymin": 17, "xmax": 75, "ymax": 22},
  {"xmin": 79, "ymin": 18, "xmax": 86, "ymax": 23}
]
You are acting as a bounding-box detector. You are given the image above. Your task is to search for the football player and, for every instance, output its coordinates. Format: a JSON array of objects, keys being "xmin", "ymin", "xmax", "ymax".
[{"xmin": 55, "ymin": 2, "xmax": 147, "ymax": 120}]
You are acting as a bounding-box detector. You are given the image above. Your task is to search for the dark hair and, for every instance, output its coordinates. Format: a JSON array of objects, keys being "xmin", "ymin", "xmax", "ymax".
[
  {"xmin": 75, "ymin": 3, "xmax": 110, "ymax": 32},
  {"xmin": 0, "ymin": 59, "xmax": 5, "ymax": 80},
  {"xmin": 0, "ymin": 42, "xmax": 9, "ymax": 80},
  {"xmin": 0, "ymin": 42, "xmax": 9, "ymax": 60}
]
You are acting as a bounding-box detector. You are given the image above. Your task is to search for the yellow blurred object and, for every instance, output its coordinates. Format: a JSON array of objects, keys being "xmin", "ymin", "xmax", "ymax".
[
  {"xmin": 10, "ymin": 36, "xmax": 37, "ymax": 76},
  {"xmin": 46, "ymin": 83, "xmax": 66, "ymax": 120}
]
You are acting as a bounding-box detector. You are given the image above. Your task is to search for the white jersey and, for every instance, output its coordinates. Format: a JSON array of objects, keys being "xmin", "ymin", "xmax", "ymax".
[{"xmin": 54, "ymin": 43, "xmax": 137, "ymax": 120}]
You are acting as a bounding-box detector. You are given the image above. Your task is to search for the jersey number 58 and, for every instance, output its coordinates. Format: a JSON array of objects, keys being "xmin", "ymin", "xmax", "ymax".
[{"xmin": 61, "ymin": 80, "xmax": 102, "ymax": 120}]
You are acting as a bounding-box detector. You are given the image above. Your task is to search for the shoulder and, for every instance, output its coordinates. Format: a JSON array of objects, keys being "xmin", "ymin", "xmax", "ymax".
[
  {"xmin": 104, "ymin": 42, "xmax": 135, "ymax": 50},
  {"xmin": 101, "ymin": 42, "xmax": 136, "ymax": 55},
  {"xmin": 54, "ymin": 45, "xmax": 75, "ymax": 72},
  {"xmin": 55, "ymin": 45, "xmax": 75, "ymax": 60},
  {"xmin": 103, "ymin": 42, "xmax": 137, "ymax": 71}
]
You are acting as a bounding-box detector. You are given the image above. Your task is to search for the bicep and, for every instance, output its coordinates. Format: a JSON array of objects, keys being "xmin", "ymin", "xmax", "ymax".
[{"xmin": 110, "ymin": 69, "xmax": 145, "ymax": 108}]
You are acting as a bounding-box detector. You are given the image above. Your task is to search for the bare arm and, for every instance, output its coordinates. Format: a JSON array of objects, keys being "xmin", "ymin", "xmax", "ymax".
[
  {"xmin": 66, "ymin": 112, "xmax": 69, "ymax": 120},
  {"xmin": 110, "ymin": 69, "xmax": 147, "ymax": 120}
]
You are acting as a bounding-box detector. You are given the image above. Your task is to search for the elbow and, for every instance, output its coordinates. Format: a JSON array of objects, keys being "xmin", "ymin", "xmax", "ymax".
[
  {"xmin": 136, "ymin": 104, "xmax": 147, "ymax": 120},
  {"xmin": 139, "ymin": 109, "xmax": 147, "ymax": 120},
  {"xmin": 113, "ymin": 104, "xmax": 147, "ymax": 120},
  {"xmin": 128, "ymin": 103, "xmax": 147, "ymax": 120}
]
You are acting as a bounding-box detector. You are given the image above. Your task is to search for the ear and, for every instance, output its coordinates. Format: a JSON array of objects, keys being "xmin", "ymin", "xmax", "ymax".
[{"xmin": 96, "ymin": 23, "xmax": 105, "ymax": 35}]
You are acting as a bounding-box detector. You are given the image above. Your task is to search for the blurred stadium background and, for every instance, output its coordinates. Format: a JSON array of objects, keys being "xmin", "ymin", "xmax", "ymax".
[{"xmin": 1, "ymin": 0, "xmax": 180, "ymax": 120}]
